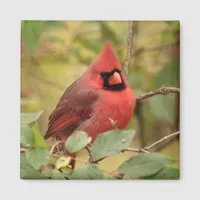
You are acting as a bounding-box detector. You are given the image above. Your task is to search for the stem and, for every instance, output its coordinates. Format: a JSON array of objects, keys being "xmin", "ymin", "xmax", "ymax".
[
  {"xmin": 137, "ymin": 86, "xmax": 180, "ymax": 102},
  {"xmin": 144, "ymin": 131, "xmax": 180, "ymax": 151},
  {"xmin": 123, "ymin": 21, "xmax": 135, "ymax": 78},
  {"xmin": 50, "ymin": 141, "xmax": 65, "ymax": 155}
]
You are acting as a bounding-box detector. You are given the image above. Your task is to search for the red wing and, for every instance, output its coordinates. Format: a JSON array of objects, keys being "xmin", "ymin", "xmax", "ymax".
[{"xmin": 44, "ymin": 81, "xmax": 99, "ymax": 140}]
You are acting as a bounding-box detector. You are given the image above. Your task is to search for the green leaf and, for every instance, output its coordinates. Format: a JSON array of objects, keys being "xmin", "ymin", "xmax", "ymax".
[
  {"xmin": 65, "ymin": 131, "xmax": 92, "ymax": 153},
  {"xmin": 25, "ymin": 147, "xmax": 50, "ymax": 170},
  {"xmin": 20, "ymin": 110, "xmax": 43, "ymax": 125},
  {"xmin": 122, "ymin": 175, "xmax": 133, "ymax": 180},
  {"xmin": 142, "ymin": 167, "xmax": 180, "ymax": 180},
  {"xmin": 148, "ymin": 95, "xmax": 175, "ymax": 125},
  {"xmin": 21, "ymin": 20, "xmax": 43, "ymax": 55},
  {"xmin": 61, "ymin": 169, "xmax": 72, "ymax": 179},
  {"xmin": 90, "ymin": 129, "xmax": 135, "ymax": 161},
  {"xmin": 32, "ymin": 122, "xmax": 48, "ymax": 149},
  {"xmin": 50, "ymin": 169, "xmax": 66, "ymax": 180},
  {"xmin": 20, "ymin": 125, "xmax": 33, "ymax": 146},
  {"xmin": 71, "ymin": 164, "xmax": 104, "ymax": 180},
  {"xmin": 155, "ymin": 61, "xmax": 180, "ymax": 87},
  {"xmin": 117, "ymin": 153, "xmax": 174, "ymax": 178},
  {"xmin": 20, "ymin": 155, "xmax": 47, "ymax": 179},
  {"xmin": 44, "ymin": 168, "xmax": 72, "ymax": 180}
]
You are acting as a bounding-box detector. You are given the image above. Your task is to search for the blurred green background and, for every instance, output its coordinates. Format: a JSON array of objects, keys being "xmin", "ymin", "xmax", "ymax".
[{"xmin": 21, "ymin": 21, "xmax": 180, "ymax": 171}]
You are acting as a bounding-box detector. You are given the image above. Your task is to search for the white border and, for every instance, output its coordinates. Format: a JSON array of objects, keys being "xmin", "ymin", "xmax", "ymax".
[{"xmin": 1, "ymin": 0, "xmax": 200, "ymax": 199}]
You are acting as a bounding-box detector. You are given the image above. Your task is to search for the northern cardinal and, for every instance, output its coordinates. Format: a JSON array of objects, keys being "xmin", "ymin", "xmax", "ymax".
[{"xmin": 44, "ymin": 41, "xmax": 136, "ymax": 169}]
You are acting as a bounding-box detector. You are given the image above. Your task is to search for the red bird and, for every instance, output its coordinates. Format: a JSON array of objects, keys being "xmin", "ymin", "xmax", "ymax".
[{"xmin": 44, "ymin": 41, "xmax": 136, "ymax": 169}]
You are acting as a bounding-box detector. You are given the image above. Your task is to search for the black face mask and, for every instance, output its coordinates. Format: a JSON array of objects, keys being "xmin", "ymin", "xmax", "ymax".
[{"xmin": 100, "ymin": 69, "xmax": 126, "ymax": 91}]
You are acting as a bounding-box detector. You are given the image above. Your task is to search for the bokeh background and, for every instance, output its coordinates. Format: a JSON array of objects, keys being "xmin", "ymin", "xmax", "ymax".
[{"xmin": 21, "ymin": 21, "xmax": 180, "ymax": 171}]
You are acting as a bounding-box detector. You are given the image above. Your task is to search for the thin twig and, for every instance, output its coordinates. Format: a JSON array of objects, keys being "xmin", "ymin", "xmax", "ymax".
[
  {"xmin": 89, "ymin": 131, "xmax": 180, "ymax": 164},
  {"xmin": 144, "ymin": 131, "xmax": 180, "ymax": 151},
  {"xmin": 50, "ymin": 149, "xmax": 118, "ymax": 178},
  {"xmin": 123, "ymin": 147, "xmax": 149, "ymax": 153},
  {"xmin": 152, "ymin": 133, "xmax": 180, "ymax": 152},
  {"xmin": 91, "ymin": 157, "xmax": 107, "ymax": 164},
  {"xmin": 137, "ymin": 86, "xmax": 180, "ymax": 102},
  {"xmin": 50, "ymin": 141, "xmax": 65, "ymax": 155},
  {"xmin": 72, "ymin": 155, "xmax": 121, "ymax": 179},
  {"xmin": 123, "ymin": 21, "xmax": 135, "ymax": 78},
  {"xmin": 91, "ymin": 148, "xmax": 149, "ymax": 164},
  {"xmin": 85, "ymin": 147, "xmax": 93, "ymax": 162},
  {"xmin": 123, "ymin": 131, "xmax": 180, "ymax": 153},
  {"xmin": 70, "ymin": 157, "xmax": 87, "ymax": 165}
]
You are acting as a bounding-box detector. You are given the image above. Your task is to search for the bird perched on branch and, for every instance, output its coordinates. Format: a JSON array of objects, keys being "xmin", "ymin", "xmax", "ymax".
[{"xmin": 44, "ymin": 41, "xmax": 136, "ymax": 169}]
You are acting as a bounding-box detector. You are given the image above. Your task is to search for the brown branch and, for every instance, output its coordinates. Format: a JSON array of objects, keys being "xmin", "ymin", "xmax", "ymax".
[
  {"xmin": 91, "ymin": 157, "xmax": 107, "ymax": 164},
  {"xmin": 91, "ymin": 148, "xmax": 149, "ymax": 164},
  {"xmin": 123, "ymin": 131, "xmax": 180, "ymax": 153},
  {"xmin": 122, "ymin": 148, "xmax": 149, "ymax": 153},
  {"xmin": 70, "ymin": 157, "xmax": 88, "ymax": 165},
  {"xmin": 85, "ymin": 147, "xmax": 94, "ymax": 163},
  {"xmin": 137, "ymin": 86, "xmax": 180, "ymax": 102},
  {"xmin": 149, "ymin": 132, "xmax": 180, "ymax": 152},
  {"xmin": 50, "ymin": 141, "xmax": 65, "ymax": 155},
  {"xmin": 144, "ymin": 131, "xmax": 180, "ymax": 151},
  {"xmin": 123, "ymin": 21, "xmax": 135, "ymax": 78},
  {"xmin": 89, "ymin": 131, "xmax": 180, "ymax": 164},
  {"xmin": 21, "ymin": 131, "xmax": 179, "ymax": 179}
]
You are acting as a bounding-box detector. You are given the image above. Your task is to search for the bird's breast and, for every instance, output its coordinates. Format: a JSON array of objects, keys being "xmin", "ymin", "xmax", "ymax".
[
  {"xmin": 77, "ymin": 87, "xmax": 136, "ymax": 142},
  {"xmin": 86, "ymin": 88, "xmax": 135, "ymax": 137}
]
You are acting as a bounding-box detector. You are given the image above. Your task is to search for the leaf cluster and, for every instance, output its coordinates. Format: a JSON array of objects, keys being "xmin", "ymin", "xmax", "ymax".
[{"xmin": 20, "ymin": 111, "xmax": 179, "ymax": 180}]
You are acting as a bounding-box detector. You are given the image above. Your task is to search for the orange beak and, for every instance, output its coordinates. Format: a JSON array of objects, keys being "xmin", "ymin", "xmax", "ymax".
[{"xmin": 109, "ymin": 72, "xmax": 122, "ymax": 85}]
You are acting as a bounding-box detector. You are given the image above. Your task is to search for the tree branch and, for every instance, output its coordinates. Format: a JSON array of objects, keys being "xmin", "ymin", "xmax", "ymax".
[
  {"xmin": 89, "ymin": 131, "xmax": 180, "ymax": 164},
  {"xmin": 85, "ymin": 147, "xmax": 94, "ymax": 163},
  {"xmin": 122, "ymin": 131, "xmax": 180, "ymax": 153},
  {"xmin": 123, "ymin": 21, "xmax": 135, "ymax": 78},
  {"xmin": 21, "ymin": 131, "xmax": 180, "ymax": 179},
  {"xmin": 148, "ymin": 132, "xmax": 180, "ymax": 152},
  {"xmin": 136, "ymin": 86, "xmax": 180, "ymax": 102},
  {"xmin": 122, "ymin": 148, "xmax": 149, "ymax": 153},
  {"xmin": 50, "ymin": 141, "xmax": 65, "ymax": 155},
  {"xmin": 144, "ymin": 131, "xmax": 180, "ymax": 151}
]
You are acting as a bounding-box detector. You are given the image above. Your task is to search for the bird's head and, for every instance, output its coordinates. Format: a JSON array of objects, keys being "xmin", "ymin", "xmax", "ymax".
[{"xmin": 86, "ymin": 41, "xmax": 126, "ymax": 91}]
